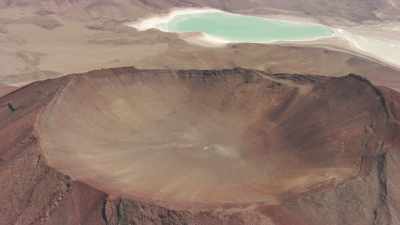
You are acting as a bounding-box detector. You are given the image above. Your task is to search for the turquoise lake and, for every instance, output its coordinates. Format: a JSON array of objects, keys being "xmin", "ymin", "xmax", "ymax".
[{"xmin": 156, "ymin": 11, "xmax": 334, "ymax": 43}]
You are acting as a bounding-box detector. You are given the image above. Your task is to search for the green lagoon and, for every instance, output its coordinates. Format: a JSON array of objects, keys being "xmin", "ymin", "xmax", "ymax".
[{"xmin": 156, "ymin": 11, "xmax": 334, "ymax": 43}]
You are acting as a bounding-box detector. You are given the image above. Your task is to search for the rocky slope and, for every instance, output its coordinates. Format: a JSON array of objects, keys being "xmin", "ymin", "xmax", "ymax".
[
  {"xmin": 1, "ymin": 67, "xmax": 400, "ymax": 225},
  {"xmin": 0, "ymin": 84, "xmax": 16, "ymax": 96}
]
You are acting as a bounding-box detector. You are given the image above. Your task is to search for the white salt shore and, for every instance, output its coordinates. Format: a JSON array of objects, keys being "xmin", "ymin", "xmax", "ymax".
[
  {"xmin": 128, "ymin": 8, "xmax": 221, "ymax": 32},
  {"xmin": 128, "ymin": 8, "xmax": 400, "ymax": 69},
  {"xmin": 128, "ymin": 8, "xmax": 336, "ymax": 46}
]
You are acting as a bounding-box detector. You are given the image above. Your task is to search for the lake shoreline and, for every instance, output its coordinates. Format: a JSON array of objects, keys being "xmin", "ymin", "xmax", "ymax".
[
  {"xmin": 127, "ymin": 7, "xmax": 336, "ymax": 43},
  {"xmin": 127, "ymin": 7, "xmax": 400, "ymax": 70}
]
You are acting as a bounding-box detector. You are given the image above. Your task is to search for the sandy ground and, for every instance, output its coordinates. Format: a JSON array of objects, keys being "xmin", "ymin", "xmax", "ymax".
[{"xmin": 1, "ymin": 6, "xmax": 400, "ymax": 92}]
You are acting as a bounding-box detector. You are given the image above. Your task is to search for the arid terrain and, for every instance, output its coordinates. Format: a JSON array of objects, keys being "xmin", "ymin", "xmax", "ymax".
[
  {"xmin": 0, "ymin": 84, "xmax": 16, "ymax": 96},
  {"xmin": 1, "ymin": 0, "xmax": 400, "ymax": 89},
  {"xmin": 1, "ymin": 67, "xmax": 400, "ymax": 225},
  {"xmin": 2, "ymin": 1, "xmax": 400, "ymax": 225}
]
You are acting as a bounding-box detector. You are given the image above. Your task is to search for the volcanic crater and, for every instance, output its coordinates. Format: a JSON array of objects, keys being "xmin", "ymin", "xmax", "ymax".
[{"xmin": 32, "ymin": 67, "xmax": 388, "ymax": 209}]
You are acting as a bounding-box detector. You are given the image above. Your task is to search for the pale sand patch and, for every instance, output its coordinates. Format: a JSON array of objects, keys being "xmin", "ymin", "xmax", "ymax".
[
  {"xmin": 333, "ymin": 27, "xmax": 400, "ymax": 69},
  {"xmin": 127, "ymin": 7, "xmax": 222, "ymax": 31},
  {"xmin": 178, "ymin": 32, "xmax": 229, "ymax": 47}
]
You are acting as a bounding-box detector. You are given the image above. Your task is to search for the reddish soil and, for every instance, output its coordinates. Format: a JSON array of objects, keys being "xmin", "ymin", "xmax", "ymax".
[
  {"xmin": 1, "ymin": 67, "xmax": 399, "ymax": 225},
  {"xmin": 0, "ymin": 84, "xmax": 17, "ymax": 97}
]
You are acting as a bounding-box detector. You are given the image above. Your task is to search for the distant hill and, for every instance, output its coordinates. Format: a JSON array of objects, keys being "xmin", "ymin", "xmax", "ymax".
[{"xmin": 0, "ymin": 0, "xmax": 399, "ymax": 23}]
